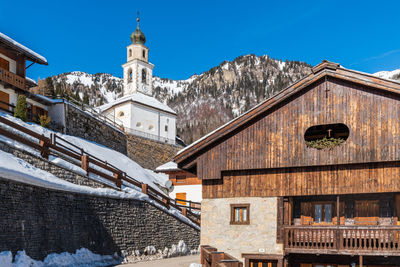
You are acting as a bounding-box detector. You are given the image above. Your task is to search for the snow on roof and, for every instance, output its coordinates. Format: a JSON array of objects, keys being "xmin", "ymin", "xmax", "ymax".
[
  {"xmin": 98, "ymin": 92, "xmax": 176, "ymax": 115},
  {"xmin": 0, "ymin": 32, "xmax": 48, "ymax": 65},
  {"xmin": 33, "ymin": 94, "xmax": 64, "ymax": 104},
  {"xmin": 156, "ymin": 161, "xmax": 179, "ymax": 172},
  {"xmin": 25, "ymin": 77, "xmax": 37, "ymax": 86}
]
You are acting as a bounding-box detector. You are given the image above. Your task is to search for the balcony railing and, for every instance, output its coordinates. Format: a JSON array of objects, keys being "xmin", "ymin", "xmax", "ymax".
[
  {"xmin": 0, "ymin": 67, "xmax": 25, "ymax": 90},
  {"xmin": 284, "ymin": 225, "xmax": 400, "ymax": 255}
]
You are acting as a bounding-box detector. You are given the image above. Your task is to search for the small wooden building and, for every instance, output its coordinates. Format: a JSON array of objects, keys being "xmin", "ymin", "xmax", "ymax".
[
  {"xmin": 175, "ymin": 61, "xmax": 400, "ymax": 267},
  {"xmin": 156, "ymin": 161, "xmax": 202, "ymax": 207}
]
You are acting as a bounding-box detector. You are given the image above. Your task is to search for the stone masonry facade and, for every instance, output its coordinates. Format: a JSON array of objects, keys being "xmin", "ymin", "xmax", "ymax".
[
  {"xmin": 127, "ymin": 134, "xmax": 181, "ymax": 170},
  {"xmin": 0, "ymin": 178, "xmax": 200, "ymax": 261},
  {"xmin": 65, "ymin": 104, "xmax": 127, "ymax": 155},
  {"xmin": 201, "ymin": 197, "xmax": 283, "ymax": 262}
]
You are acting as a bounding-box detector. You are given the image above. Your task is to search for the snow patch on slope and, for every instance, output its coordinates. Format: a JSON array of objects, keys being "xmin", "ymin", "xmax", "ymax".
[{"xmin": 374, "ymin": 68, "xmax": 400, "ymax": 80}]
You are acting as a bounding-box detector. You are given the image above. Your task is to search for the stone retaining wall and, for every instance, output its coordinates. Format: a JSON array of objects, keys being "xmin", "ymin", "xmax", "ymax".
[
  {"xmin": 65, "ymin": 104, "xmax": 127, "ymax": 155},
  {"xmin": 0, "ymin": 178, "xmax": 200, "ymax": 261},
  {"xmin": 0, "ymin": 141, "xmax": 107, "ymax": 188},
  {"xmin": 127, "ymin": 134, "xmax": 181, "ymax": 170}
]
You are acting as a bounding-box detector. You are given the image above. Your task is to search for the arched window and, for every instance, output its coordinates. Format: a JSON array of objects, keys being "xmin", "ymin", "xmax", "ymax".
[
  {"xmin": 128, "ymin": 68, "xmax": 133, "ymax": 83},
  {"xmin": 118, "ymin": 111, "xmax": 124, "ymax": 117},
  {"xmin": 129, "ymin": 49, "xmax": 132, "ymax": 57},
  {"xmin": 142, "ymin": 69, "xmax": 147, "ymax": 84},
  {"xmin": 142, "ymin": 49, "xmax": 146, "ymax": 59},
  {"xmin": 136, "ymin": 122, "xmax": 142, "ymax": 128}
]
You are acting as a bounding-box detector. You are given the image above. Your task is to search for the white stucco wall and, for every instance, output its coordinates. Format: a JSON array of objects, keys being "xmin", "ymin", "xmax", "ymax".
[
  {"xmin": 122, "ymin": 59, "xmax": 154, "ymax": 96},
  {"xmin": 0, "ymin": 53, "xmax": 16, "ymax": 73},
  {"xmin": 201, "ymin": 197, "xmax": 283, "ymax": 262},
  {"xmin": 169, "ymin": 184, "xmax": 202, "ymax": 203},
  {"xmin": 48, "ymin": 103, "xmax": 65, "ymax": 130}
]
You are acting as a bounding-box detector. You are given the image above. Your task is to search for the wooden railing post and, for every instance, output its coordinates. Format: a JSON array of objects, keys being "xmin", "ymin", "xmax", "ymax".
[
  {"xmin": 114, "ymin": 172, "xmax": 122, "ymax": 188},
  {"xmin": 182, "ymin": 207, "xmax": 187, "ymax": 217},
  {"xmin": 162, "ymin": 197, "xmax": 170, "ymax": 209},
  {"xmin": 211, "ymin": 252, "xmax": 224, "ymax": 267},
  {"xmin": 39, "ymin": 136, "xmax": 50, "ymax": 159},
  {"xmin": 81, "ymin": 155, "xmax": 89, "ymax": 176},
  {"xmin": 141, "ymin": 183, "xmax": 148, "ymax": 195}
]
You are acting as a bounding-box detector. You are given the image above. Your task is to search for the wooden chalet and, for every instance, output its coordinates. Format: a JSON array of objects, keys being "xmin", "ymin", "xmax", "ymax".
[
  {"xmin": 175, "ymin": 60, "xmax": 400, "ymax": 267},
  {"xmin": 0, "ymin": 32, "xmax": 51, "ymax": 122}
]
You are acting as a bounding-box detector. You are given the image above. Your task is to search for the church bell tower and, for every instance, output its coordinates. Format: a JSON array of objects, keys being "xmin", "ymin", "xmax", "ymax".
[{"xmin": 122, "ymin": 14, "xmax": 154, "ymax": 95}]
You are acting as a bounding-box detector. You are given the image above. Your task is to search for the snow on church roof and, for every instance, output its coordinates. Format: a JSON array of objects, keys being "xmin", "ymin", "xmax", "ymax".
[
  {"xmin": 98, "ymin": 92, "xmax": 176, "ymax": 115},
  {"xmin": 0, "ymin": 32, "xmax": 48, "ymax": 65}
]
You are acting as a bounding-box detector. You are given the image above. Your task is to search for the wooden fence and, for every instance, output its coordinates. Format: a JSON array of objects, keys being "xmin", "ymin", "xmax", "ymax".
[
  {"xmin": 201, "ymin": 245, "xmax": 243, "ymax": 267},
  {"xmin": 0, "ymin": 115, "xmax": 200, "ymax": 226}
]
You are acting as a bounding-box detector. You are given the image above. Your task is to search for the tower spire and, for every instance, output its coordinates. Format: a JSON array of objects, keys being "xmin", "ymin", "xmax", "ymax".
[{"xmin": 137, "ymin": 11, "xmax": 140, "ymax": 29}]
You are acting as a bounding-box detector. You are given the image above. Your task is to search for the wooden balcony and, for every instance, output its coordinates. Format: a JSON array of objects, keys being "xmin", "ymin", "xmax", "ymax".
[
  {"xmin": 0, "ymin": 67, "xmax": 25, "ymax": 90},
  {"xmin": 284, "ymin": 225, "xmax": 400, "ymax": 256}
]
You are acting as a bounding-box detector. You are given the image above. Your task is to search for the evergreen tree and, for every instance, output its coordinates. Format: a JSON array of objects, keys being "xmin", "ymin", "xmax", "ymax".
[
  {"xmin": 44, "ymin": 77, "xmax": 55, "ymax": 97},
  {"xmin": 83, "ymin": 92, "xmax": 89, "ymax": 105},
  {"xmin": 14, "ymin": 95, "xmax": 27, "ymax": 122},
  {"xmin": 74, "ymin": 90, "xmax": 81, "ymax": 101}
]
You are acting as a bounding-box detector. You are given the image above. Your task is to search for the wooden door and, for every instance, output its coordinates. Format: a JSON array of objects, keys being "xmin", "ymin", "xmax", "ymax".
[
  {"xmin": 0, "ymin": 91, "xmax": 10, "ymax": 111},
  {"xmin": 176, "ymin": 192, "xmax": 186, "ymax": 205},
  {"xmin": 0, "ymin": 57, "xmax": 9, "ymax": 70},
  {"xmin": 250, "ymin": 260, "xmax": 277, "ymax": 267}
]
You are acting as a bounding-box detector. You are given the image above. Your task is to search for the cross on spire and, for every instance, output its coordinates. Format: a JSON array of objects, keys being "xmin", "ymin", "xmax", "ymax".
[{"xmin": 137, "ymin": 11, "xmax": 140, "ymax": 29}]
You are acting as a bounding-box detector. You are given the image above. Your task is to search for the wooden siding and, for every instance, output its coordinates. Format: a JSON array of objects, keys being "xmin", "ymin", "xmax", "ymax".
[
  {"xmin": 196, "ymin": 77, "xmax": 400, "ymax": 181},
  {"xmin": 203, "ymin": 161, "xmax": 400, "ymax": 198},
  {"xmin": 164, "ymin": 170, "xmax": 202, "ymax": 186}
]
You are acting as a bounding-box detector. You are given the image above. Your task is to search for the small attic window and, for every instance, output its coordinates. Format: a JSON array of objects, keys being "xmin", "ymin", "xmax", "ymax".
[
  {"xmin": 305, "ymin": 123, "xmax": 349, "ymax": 150},
  {"xmin": 118, "ymin": 111, "xmax": 124, "ymax": 117},
  {"xmin": 148, "ymin": 124, "xmax": 154, "ymax": 130},
  {"xmin": 136, "ymin": 122, "xmax": 142, "ymax": 128}
]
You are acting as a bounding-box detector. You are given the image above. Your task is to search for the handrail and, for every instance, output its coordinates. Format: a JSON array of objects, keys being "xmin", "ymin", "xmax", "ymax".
[
  {"xmin": 201, "ymin": 246, "xmax": 243, "ymax": 267},
  {"xmin": 0, "ymin": 67, "xmax": 25, "ymax": 90},
  {"xmin": 0, "ymin": 115, "xmax": 200, "ymax": 226}
]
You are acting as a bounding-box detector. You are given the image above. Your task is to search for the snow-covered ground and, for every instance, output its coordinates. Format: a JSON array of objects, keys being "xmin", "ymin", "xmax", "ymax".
[{"xmin": 0, "ymin": 248, "xmax": 121, "ymax": 267}]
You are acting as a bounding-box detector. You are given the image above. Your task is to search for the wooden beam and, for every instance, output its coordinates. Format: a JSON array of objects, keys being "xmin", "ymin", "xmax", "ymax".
[{"xmin": 359, "ymin": 255, "xmax": 363, "ymax": 267}]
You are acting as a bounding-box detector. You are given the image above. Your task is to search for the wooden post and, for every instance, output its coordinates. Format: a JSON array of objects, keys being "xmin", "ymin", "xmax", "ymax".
[
  {"xmin": 182, "ymin": 207, "xmax": 187, "ymax": 217},
  {"xmin": 39, "ymin": 139, "xmax": 49, "ymax": 159},
  {"xmin": 359, "ymin": 255, "xmax": 363, "ymax": 267},
  {"xmin": 81, "ymin": 155, "xmax": 89, "ymax": 175},
  {"xmin": 162, "ymin": 197, "xmax": 170, "ymax": 209},
  {"xmin": 114, "ymin": 173, "xmax": 122, "ymax": 188},
  {"xmin": 336, "ymin": 195, "xmax": 340, "ymax": 251},
  {"xmin": 210, "ymin": 252, "xmax": 224, "ymax": 267},
  {"xmin": 141, "ymin": 183, "xmax": 148, "ymax": 195}
]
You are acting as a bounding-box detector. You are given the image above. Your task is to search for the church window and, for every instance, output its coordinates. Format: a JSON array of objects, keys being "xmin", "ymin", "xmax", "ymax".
[
  {"xmin": 142, "ymin": 69, "xmax": 147, "ymax": 84},
  {"xmin": 118, "ymin": 111, "xmax": 124, "ymax": 117},
  {"xmin": 142, "ymin": 49, "xmax": 146, "ymax": 59},
  {"xmin": 148, "ymin": 124, "xmax": 154, "ymax": 131},
  {"xmin": 136, "ymin": 122, "xmax": 142, "ymax": 128},
  {"xmin": 129, "ymin": 49, "xmax": 132, "ymax": 57},
  {"xmin": 165, "ymin": 125, "xmax": 168, "ymax": 132},
  {"xmin": 128, "ymin": 68, "xmax": 133, "ymax": 83}
]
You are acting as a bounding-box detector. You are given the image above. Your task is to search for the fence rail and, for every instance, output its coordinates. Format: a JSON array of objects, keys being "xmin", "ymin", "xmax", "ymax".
[
  {"xmin": 0, "ymin": 115, "xmax": 200, "ymax": 226},
  {"xmin": 201, "ymin": 245, "xmax": 243, "ymax": 267},
  {"xmin": 285, "ymin": 225, "xmax": 400, "ymax": 255},
  {"xmin": 125, "ymin": 128, "xmax": 176, "ymax": 145}
]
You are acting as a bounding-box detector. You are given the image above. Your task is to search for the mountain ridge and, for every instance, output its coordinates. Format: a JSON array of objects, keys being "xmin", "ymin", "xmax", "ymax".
[{"xmin": 34, "ymin": 55, "xmax": 400, "ymax": 144}]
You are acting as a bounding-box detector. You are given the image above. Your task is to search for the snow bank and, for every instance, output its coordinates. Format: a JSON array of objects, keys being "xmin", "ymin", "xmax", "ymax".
[
  {"xmin": 189, "ymin": 264, "xmax": 202, "ymax": 267},
  {"xmin": 156, "ymin": 161, "xmax": 179, "ymax": 172},
  {"xmin": 0, "ymin": 248, "xmax": 120, "ymax": 267}
]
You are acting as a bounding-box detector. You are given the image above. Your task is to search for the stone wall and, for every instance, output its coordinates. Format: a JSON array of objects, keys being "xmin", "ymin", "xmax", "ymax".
[
  {"xmin": 127, "ymin": 134, "xmax": 181, "ymax": 170},
  {"xmin": 65, "ymin": 104, "xmax": 127, "ymax": 155},
  {"xmin": 201, "ymin": 197, "xmax": 283, "ymax": 262},
  {"xmin": 0, "ymin": 141, "xmax": 107, "ymax": 189},
  {"xmin": 0, "ymin": 178, "xmax": 200, "ymax": 261}
]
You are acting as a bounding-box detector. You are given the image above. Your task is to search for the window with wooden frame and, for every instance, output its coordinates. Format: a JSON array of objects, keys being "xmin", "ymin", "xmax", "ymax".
[
  {"xmin": 313, "ymin": 202, "xmax": 334, "ymax": 224},
  {"xmin": 249, "ymin": 259, "xmax": 277, "ymax": 267},
  {"xmin": 0, "ymin": 57, "xmax": 10, "ymax": 70},
  {"xmin": 230, "ymin": 204, "xmax": 250, "ymax": 225}
]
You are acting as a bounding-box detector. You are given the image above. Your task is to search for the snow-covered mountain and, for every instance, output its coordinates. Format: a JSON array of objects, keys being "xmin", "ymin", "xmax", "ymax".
[
  {"xmin": 38, "ymin": 55, "xmax": 400, "ymax": 144},
  {"xmin": 373, "ymin": 69, "xmax": 400, "ymax": 81}
]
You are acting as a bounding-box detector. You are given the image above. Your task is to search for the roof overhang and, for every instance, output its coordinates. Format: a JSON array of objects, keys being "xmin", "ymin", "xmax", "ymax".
[{"xmin": 174, "ymin": 60, "xmax": 400, "ymax": 168}]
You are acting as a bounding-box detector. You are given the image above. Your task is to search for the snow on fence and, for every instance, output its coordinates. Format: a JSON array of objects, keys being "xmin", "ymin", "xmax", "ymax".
[{"xmin": 0, "ymin": 115, "xmax": 200, "ymax": 226}]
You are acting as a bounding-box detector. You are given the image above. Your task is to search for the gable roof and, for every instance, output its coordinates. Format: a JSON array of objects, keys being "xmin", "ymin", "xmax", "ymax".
[
  {"xmin": 97, "ymin": 92, "xmax": 176, "ymax": 115},
  {"xmin": 174, "ymin": 60, "xmax": 400, "ymax": 166},
  {"xmin": 0, "ymin": 32, "xmax": 48, "ymax": 65}
]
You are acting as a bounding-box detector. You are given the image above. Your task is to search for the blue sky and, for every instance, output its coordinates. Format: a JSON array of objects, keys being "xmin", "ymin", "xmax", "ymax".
[{"xmin": 1, "ymin": 0, "xmax": 400, "ymax": 81}]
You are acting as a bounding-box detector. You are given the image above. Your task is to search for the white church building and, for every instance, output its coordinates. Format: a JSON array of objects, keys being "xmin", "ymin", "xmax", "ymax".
[{"xmin": 99, "ymin": 17, "xmax": 177, "ymax": 145}]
